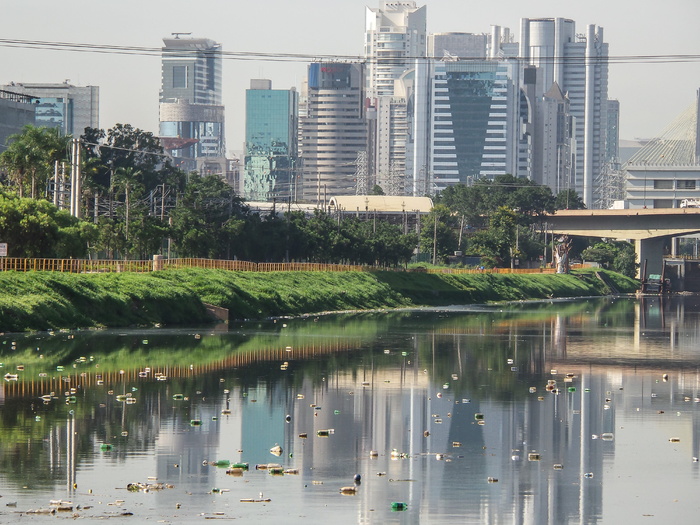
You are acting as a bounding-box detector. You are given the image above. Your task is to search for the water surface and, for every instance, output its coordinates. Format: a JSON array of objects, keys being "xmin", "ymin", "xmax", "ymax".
[{"xmin": 1, "ymin": 296, "xmax": 699, "ymax": 523}]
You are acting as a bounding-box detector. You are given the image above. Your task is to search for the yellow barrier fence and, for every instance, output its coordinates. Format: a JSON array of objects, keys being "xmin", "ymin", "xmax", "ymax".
[{"xmin": 0, "ymin": 257, "xmax": 563, "ymax": 275}]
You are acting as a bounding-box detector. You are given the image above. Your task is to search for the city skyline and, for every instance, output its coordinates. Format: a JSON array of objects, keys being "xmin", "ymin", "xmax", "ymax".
[{"xmin": 2, "ymin": 0, "xmax": 699, "ymax": 154}]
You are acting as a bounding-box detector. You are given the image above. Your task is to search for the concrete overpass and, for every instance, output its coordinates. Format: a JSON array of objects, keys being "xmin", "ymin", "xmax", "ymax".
[{"xmin": 545, "ymin": 208, "xmax": 700, "ymax": 275}]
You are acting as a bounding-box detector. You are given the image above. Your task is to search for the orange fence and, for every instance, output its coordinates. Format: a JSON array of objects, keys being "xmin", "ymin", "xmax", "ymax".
[{"xmin": 0, "ymin": 257, "xmax": 563, "ymax": 275}]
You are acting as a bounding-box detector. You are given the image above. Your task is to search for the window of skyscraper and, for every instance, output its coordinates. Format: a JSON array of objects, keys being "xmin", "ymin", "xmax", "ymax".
[{"xmin": 173, "ymin": 66, "xmax": 188, "ymax": 89}]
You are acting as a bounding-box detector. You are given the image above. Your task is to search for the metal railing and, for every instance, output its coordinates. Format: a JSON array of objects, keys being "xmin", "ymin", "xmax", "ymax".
[{"xmin": 0, "ymin": 257, "xmax": 565, "ymax": 275}]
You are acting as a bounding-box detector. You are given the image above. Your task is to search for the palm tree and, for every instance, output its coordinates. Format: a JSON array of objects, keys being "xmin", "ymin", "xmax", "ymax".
[{"xmin": 0, "ymin": 125, "xmax": 70, "ymax": 198}]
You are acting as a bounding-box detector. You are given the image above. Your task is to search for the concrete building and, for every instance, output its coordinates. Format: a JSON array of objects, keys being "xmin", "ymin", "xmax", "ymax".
[
  {"xmin": 364, "ymin": 1, "xmax": 427, "ymax": 195},
  {"xmin": 428, "ymin": 32, "xmax": 487, "ymax": 60},
  {"xmin": 518, "ymin": 18, "xmax": 609, "ymax": 207},
  {"xmin": 0, "ymin": 81, "xmax": 98, "ymax": 137},
  {"xmin": 0, "ymin": 89, "xmax": 36, "ymax": 151},
  {"xmin": 299, "ymin": 62, "xmax": 367, "ymax": 203},
  {"xmin": 159, "ymin": 36, "xmax": 226, "ymax": 175},
  {"xmin": 244, "ymin": 79, "xmax": 298, "ymax": 201},
  {"xmin": 624, "ymin": 90, "xmax": 700, "ymax": 209}
]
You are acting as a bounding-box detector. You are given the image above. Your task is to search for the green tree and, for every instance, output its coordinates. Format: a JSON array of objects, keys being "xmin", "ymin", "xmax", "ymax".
[
  {"xmin": 555, "ymin": 189, "xmax": 586, "ymax": 210},
  {"xmin": 0, "ymin": 191, "xmax": 95, "ymax": 257},
  {"xmin": 581, "ymin": 240, "xmax": 637, "ymax": 278},
  {"xmin": 170, "ymin": 175, "xmax": 247, "ymax": 259},
  {"xmin": 419, "ymin": 204, "xmax": 459, "ymax": 264},
  {"xmin": 0, "ymin": 125, "xmax": 70, "ymax": 198}
]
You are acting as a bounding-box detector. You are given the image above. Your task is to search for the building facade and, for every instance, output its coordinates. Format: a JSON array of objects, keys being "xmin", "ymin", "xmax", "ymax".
[
  {"xmin": 409, "ymin": 58, "xmax": 520, "ymax": 193},
  {"xmin": 0, "ymin": 89, "xmax": 36, "ymax": 150},
  {"xmin": 624, "ymin": 91, "xmax": 700, "ymax": 209},
  {"xmin": 1, "ymin": 82, "xmax": 99, "ymax": 137},
  {"xmin": 364, "ymin": 1, "xmax": 427, "ymax": 195},
  {"xmin": 159, "ymin": 37, "xmax": 225, "ymax": 174},
  {"xmin": 244, "ymin": 79, "xmax": 298, "ymax": 201},
  {"xmin": 518, "ymin": 18, "xmax": 609, "ymax": 207},
  {"xmin": 299, "ymin": 63, "xmax": 367, "ymax": 203}
]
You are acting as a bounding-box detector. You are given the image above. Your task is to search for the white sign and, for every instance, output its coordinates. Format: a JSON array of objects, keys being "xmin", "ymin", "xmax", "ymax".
[{"xmin": 0, "ymin": 243, "xmax": 7, "ymax": 257}]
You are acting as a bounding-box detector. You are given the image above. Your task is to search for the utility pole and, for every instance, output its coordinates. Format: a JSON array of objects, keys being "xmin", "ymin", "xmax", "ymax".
[
  {"xmin": 432, "ymin": 212, "xmax": 437, "ymax": 265},
  {"xmin": 70, "ymin": 138, "xmax": 82, "ymax": 218}
]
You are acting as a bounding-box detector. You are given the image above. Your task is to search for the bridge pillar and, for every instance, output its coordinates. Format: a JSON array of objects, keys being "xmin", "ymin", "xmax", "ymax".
[{"xmin": 635, "ymin": 236, "xmax": 673, "ymax": 278}]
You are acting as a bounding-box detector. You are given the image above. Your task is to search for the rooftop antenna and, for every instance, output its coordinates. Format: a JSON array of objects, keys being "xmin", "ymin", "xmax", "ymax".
[{"xmin": 171, "ymin": 32, "xmax": 192, "ymax": 39}]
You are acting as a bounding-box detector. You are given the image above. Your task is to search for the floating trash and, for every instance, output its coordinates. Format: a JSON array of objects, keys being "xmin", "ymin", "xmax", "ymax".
[{"xmin": 49, "ymin": 499, "xmax": 74, "ymax": 512}]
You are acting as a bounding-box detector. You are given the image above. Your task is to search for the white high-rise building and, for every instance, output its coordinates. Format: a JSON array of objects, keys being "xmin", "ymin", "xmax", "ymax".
[
  {"xmin": 365, "ymin": 2, "xmax": 426, "ymax": 194},
  {"xmin": 364, "ymin": 1, "xmax": 427, "ymax": 98},
  {"xmin": 518, "ymin": 18, "xmax": 609, "ymax": 207}
]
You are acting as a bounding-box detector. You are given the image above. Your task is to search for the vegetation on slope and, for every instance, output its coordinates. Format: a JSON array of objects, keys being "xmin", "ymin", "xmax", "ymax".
[{"xmin": 0, "ymin": 268, "xmax": 638, "ymax": 332}]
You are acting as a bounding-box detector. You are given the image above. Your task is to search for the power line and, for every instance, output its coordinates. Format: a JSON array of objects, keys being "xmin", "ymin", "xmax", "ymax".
[{"xmin": 1, "ymin": 38, "xmax": 700, "ymax": 65}]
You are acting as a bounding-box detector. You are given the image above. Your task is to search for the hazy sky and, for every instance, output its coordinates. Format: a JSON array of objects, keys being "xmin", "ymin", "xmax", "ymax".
[{"xmin": 3, "ymin": 0, "xmax": 700, "ymax": 154}]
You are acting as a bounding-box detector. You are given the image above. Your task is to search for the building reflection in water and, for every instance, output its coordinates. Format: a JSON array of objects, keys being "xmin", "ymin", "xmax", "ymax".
[{"xmin": 1, "ymin": 297, "xmax": 700, "ymax": 522}]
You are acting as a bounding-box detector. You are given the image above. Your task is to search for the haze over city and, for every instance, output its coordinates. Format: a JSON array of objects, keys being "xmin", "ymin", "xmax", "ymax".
[{"xmin": 2, "ymin": 0, "xmax": 699, "ymax": 153}]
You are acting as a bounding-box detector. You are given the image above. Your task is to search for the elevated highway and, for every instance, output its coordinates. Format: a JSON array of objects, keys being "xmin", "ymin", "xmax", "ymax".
[{"xmin": 545, "ymin": 208, "xmax": 700, "ymax": 275}]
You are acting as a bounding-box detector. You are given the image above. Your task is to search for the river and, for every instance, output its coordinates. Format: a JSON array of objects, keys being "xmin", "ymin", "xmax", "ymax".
[{"xmin": 0, "ymin": 296, "xmax": 699, "ymax": 524}]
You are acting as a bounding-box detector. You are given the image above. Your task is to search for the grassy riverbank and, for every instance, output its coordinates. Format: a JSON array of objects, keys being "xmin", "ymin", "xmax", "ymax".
[{"xmin": 0, "ymin": 268, "xmax": 638, "ymax": 332}]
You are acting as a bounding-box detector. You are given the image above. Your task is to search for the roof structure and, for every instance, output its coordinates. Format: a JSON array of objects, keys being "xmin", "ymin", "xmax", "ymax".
[
  {"xmin": 328, "ymin": 195, "xmax": 433, "ymax": 213},
  {"xmin": 627, "ymin": 97, "xmax": 699, "ymax": 167}
]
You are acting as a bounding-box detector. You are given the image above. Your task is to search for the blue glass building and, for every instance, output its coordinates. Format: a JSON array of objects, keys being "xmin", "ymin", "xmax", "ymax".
[{"xmin": 244, "ymin": 79, "xmax": 298, "ymax": 201}]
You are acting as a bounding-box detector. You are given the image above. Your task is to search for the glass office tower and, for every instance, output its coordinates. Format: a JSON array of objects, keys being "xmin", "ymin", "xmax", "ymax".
[{"xmin": 244, "ymin": 79, "xmax": 298, "ymax": 201}]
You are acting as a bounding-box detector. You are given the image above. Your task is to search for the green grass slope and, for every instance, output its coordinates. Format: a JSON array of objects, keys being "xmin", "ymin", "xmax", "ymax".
[{"xmin": 0, "ymin": 268, "xmax": 638, "ymax": 332}]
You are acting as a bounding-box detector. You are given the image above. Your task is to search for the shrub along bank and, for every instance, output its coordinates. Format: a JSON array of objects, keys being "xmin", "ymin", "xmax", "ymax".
[{"xmin": 0, "ymin": 268, "xmax": 638, "ymax": 332}]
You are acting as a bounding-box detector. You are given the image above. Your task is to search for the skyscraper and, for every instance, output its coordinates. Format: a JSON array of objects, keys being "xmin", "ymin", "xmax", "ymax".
[
  {"xmin": 409, "ymin": 58, "xmax": 520, "ymax": 194},
  {"xmin": 1, "ymin": 81, "xmax": 99, "ymax": 137},
  {"xmin": 364, "ymin": 1, "xmax": 427, "ymax": 98},
  {"xmin": 159, "ymin": 36, "xmax": 225, "ymax": 174},
  {"xmin": 365, "ymin": 1, "xmax": 427, "ymax": 194},
  {"xmin": 518, "ymin": 18, "xmax": 609, "ymax": 207},
  {"xmin": 299, "ymin": 63, "xmax": 367, "ymax": 203},
  {"xmin": 244, "ymin": 79, "xmax": 298, "ymax": 202}
]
